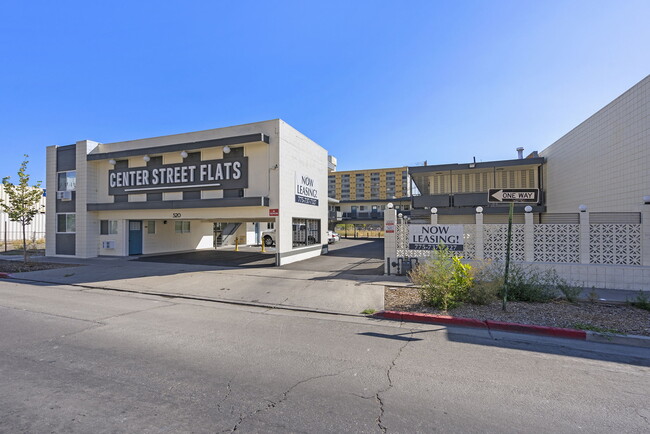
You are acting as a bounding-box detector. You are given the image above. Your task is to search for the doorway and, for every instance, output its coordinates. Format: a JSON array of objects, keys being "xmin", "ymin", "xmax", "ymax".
[{"xmin": 128, "ymin": 220, "xmax": 143, "ymax": 255}]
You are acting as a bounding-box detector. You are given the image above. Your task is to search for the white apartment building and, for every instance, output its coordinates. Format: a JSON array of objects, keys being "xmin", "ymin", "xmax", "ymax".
[{"xmin": 46, "ymin": 119, "xmax": 328, "ymax": 265}]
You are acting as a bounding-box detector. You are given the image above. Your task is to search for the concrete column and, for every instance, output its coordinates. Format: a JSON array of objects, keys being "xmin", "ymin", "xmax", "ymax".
[
  {"xmin": 45, "ymin": 146, "xmax": 57, "ymax": 257},
  {"xmin": 474, "ymin": 210, "xmax": 484, "ymax": 260},
  {"xmin": 430, "ymin": 211, "xmax": 438, "ymax": 225},
  {"xmin": 75, "ymin": 140, "xmax": 100, "ymax": 258},
  {"xmin": 384, "ymin": 207, "xmax": 398, "ymax": 274},
  {"xmin": 642, "ymin": 205, "xmax": 650, "ymax": 266},
  {"xmin": 579, "ymin": 209, "xmax": 590, "ymax": 264},
  {"xmin": 524, "ymin": 210, "xmax": 534, "ymax": 262}
]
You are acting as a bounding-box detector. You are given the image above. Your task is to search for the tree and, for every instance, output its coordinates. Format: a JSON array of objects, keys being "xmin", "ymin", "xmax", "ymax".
[{"xmin": 1, "ymin": 155, "xmax": 44, "ymax": 263}]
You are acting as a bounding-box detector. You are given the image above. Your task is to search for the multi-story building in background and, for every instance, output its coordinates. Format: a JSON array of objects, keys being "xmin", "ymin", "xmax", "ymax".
[{"xmin": 328, "ymin": 167, "xmax": 411, "ymax": 228}]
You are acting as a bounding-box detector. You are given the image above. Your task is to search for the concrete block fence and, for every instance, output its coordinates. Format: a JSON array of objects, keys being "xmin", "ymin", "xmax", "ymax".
[{"xmin": 384, "ymin": 206, "xmax": 650, "ymax": 291}]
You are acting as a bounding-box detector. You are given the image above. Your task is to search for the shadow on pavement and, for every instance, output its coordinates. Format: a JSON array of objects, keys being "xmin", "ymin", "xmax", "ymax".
[
  {"xmin": 136, "ymin": 250, "xmax": 276, "ymax": 268},
  {"xmin": 362, "ymin": 322, "xmax": 650, "ymax": 367}
]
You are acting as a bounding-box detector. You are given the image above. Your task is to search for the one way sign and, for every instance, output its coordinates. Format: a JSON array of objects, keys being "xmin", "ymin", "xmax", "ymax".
[{"xmin": 488, "ymin": 188, "xmax": 539, "ymax": 203}]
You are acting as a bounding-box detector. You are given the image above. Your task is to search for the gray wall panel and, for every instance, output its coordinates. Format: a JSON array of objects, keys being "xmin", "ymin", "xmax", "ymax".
[
  {"xmin": 55, "ymin": 233, "xmax": 76, "ymax": 255},
  {"xmin": 56, "ymin": 145, "xmax": 76, "ymax": 172}
]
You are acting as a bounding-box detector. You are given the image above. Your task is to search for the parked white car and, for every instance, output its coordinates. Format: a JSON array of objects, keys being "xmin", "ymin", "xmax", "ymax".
[
  {"xmin": 262, "ymin": 224, "xmax": 319, "ymax": 247},
  {"xmin": 262, "ymin": 229, "xmax": 276, "ymax": 247},
  {"xmin": 327, "ymin": 230, "xmax": 340, "ymax": 244}
]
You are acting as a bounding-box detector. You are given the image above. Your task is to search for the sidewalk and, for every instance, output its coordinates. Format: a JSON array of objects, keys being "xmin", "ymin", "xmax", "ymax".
[
  {"xmin": 1, "ymin": 254, "xmax": 644, "ymax": 313},
  {"xmin": 3, "ymin": 255, "xmax": 392, "ymax": 315}
]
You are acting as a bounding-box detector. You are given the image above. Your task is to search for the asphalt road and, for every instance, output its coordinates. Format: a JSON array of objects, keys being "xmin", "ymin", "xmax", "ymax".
[{"xmin": 1, "ymin": 280, "xmax": 650, "ymax": 433}]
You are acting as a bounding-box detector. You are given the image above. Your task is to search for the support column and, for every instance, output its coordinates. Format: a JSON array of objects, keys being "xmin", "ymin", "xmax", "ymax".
[
  {"xmin": 384, "ymin": 207, "xmax": 398, "ymax": 274},
  {"xmin": 474, "ymin": 208, "xmax": 484, "ymax": 260},
  {"xmin": 642, "ymin": 200, "xmax": 650, "ymax": 266},
  {"xmin": 579, "ymin": 206, "xmax": 590, "ymax": 264},
  {"xmin": 430, "ymin": 208, "xmax": 438, "ymax": 225},
  {"xmin": 524, "ymin": 208, "xmax": 534, "ymax": 262}
]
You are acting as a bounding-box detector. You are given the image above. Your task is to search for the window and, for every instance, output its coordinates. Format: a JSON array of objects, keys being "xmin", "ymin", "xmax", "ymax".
[
  {"xmin": 267, "ymin": 222, "xmax": 275, "ymax": 230},
  {"xmin": 175, "ymin": 221, "xmax": 191, "ymax": 233},
  {"xmin": 56, "ymin": 213, "xmax": 76, "ymax": 233},
  {"xmin": 292, "ymin": 218, "xmax": 320, "ymax": 247},
  {"xmin": 57, "ymin": 171, "xmax": 76, "ymax": 191},
  {"xmin": 147, "ymin": 221, "xmax": 156, "ymax": 234},
  {"xmin": 100, "ymin": 220, "xmax": 118, "ymax": 235}
]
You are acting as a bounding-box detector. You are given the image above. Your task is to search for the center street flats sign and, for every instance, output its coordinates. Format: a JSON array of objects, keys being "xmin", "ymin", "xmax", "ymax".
[
  {"xmin": 108, "ymin": 157, "xmax": 248, "ymax": 195},
  {"xmin": 408, "ymin": 224, "xmax": 464, "ymax": 251}
]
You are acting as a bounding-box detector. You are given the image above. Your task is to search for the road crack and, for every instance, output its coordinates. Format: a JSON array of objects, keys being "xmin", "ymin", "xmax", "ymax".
[
  {"xmin": 376, "ymin": 327, "xmax": 415, "ymax": 433},
  {"xmin": 230, "ymin": 371, "xmax": 342, "ymax": 432},
  {"xmin": 216, "ymin": 378, "xmax": 234, "ymax": 414}
]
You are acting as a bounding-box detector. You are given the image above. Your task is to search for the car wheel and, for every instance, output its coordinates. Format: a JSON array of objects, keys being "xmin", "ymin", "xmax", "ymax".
[{"xmin": 263, "ymin": 236, "xmax": 274, "ymax": 247}]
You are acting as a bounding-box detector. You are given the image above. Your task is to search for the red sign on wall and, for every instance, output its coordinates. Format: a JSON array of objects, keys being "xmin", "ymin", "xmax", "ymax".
[{"xmin": 269, "ymin": 209, "xmax": 279, "ymax": 216}]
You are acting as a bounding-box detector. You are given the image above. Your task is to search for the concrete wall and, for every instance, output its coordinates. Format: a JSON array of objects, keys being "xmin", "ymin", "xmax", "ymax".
[
  {"xmin": 277, "ymin": 121, "xmax": 328, "ymax": 265},
  {"xmin": 541, "ymin": 75, "xmax": 650, "ymax": 213}
]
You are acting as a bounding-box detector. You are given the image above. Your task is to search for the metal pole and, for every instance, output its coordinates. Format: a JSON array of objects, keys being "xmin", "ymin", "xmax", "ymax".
[
  {"xmin": 4, "ymin": 221, "xmax": 6, "ymax": 252},
  {"xmin": 502, "ymin": 202, "xmax": 514, "ymax": 311}
]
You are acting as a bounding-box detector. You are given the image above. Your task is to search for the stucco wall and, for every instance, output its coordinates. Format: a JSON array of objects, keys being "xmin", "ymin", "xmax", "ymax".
[{"xmin": 277, "ymin": 120, "xmax": 328, "ymax": 265}]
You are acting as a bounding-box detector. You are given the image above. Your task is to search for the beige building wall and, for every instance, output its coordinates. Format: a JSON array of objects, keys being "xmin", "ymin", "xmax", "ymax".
[{"xmin": 541, "ymin": 75, "xmax": 650, "ymax": 213}]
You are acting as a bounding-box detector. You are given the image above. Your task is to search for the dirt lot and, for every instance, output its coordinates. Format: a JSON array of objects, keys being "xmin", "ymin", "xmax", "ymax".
[
  {"xmin": 0, "ymin": 260, "xmax": 76, "ymax": 274},
  {"xmin": 385, "ymin": 286, "xmax": 650, "ymax": 336}
]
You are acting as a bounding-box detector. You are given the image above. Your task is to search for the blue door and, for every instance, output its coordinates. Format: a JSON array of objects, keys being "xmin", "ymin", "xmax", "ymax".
[{"xmin": 128, "ymin": 220, "xmax": 143, "ymax": 255}]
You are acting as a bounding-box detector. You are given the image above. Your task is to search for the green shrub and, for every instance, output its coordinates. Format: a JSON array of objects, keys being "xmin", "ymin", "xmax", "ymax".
[
  {"xmin": 408, "ymin": 246, "xmax": 473, "ymax": 311},
  {"xmin": 555, "ymin": 278, "xmax": 583, "ymax": 303},
  {"xmin": 467, "ymin": 262, "xmax": 501, "ymax": 305},
  {"xmin": 630, "ymin": 291, "xmax": 650, "ymax": 312},
  {"xmin": 501, "ymin": 263, "xmax": 560, "ymax": 302}
]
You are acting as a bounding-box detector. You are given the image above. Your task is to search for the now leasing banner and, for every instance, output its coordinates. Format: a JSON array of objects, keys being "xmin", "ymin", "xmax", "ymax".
[
  {"xmin": 295, "ymin": 173, "xmax": 319, "ymax": 206},
  {"xmin": 407, "ymin": 224, "xmax": 464, "ymax": 251}
]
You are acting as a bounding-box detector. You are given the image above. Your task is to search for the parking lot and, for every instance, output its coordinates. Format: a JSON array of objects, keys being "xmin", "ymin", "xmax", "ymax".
[{"xmin": 136, "ymin": 238, "xmax": 384, "ymax": 275}]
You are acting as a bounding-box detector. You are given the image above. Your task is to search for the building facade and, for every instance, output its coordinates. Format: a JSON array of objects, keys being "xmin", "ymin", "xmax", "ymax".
[
  {"xmin": 328, "ymin": 166, "xmax": 411, "ymax": 226},
  {"xmin": 408, "ymin": 154, "xmax": 545, "ymax": 224},
  {"xmin": 541, "ymin": 74, "xmax": 650, "ymax": 216},
  {"xmin": 46, "ymin": 119, "xmax": 328, "ymax": 265}
]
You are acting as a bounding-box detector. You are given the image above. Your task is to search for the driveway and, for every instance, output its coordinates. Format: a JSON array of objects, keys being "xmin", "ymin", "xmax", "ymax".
[
  {"xmin": 281, "ymin": 238, "xmax": 384, "ymax": 275},
  {"xmin": 134, "ymin": 238, "xmax": 385, "ymax": 276}
]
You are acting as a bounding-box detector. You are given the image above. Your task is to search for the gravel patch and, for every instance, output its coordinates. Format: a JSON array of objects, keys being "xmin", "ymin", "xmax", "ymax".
[{"xmin": 386, "ymin": 286, "xmax": 650, "ymax": 336}]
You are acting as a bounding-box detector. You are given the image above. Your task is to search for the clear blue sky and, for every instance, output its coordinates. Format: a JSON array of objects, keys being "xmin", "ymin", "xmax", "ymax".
[{"xmin": 1, "ymin": 0, "xmax": 649, "ymax": 182}]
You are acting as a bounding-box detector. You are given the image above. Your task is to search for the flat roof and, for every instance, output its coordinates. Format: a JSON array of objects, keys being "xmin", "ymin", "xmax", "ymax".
[{"xmin": 408, "ymin": 157, "xmax": 545, "ymax": 174}]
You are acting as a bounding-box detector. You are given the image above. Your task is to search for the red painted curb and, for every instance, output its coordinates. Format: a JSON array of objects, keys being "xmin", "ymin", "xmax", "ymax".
[
  {"xmin": 375, "ymin": 311, "xmax": 487, "ymax": 329},
  {"xmin": 374, "ymin": 311, "xmax": 587, "ymax": 340},
  {"xmin": 0, "ymin": 273, "xmax": 11, "ymax": 279},
  {"xmin": 485, "ymin": 320, "xmax": 586, "ymax": 340}
]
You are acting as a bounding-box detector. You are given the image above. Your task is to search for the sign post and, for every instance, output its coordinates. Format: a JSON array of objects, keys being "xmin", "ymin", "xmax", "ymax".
[
  {"xmin": 487, "ymin": 189, "xmax": 539, "ymax": 311},
  {"xmin": 502, "ymin": 202, "xmax": 514, "ymax": 311}
]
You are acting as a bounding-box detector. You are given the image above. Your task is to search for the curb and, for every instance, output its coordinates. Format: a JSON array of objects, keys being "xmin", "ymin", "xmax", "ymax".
[
  {"xmin": 0, "ymin": 273, "xmax": 12, "ymax": 279},
  {"xmin": 374, "ymin": 310, "xmax": 650, "ymax": 349}
]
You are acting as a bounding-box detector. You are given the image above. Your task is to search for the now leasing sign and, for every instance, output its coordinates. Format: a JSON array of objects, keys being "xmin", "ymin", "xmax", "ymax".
[
  {"xmin": 295, "ymin": 173, "xmax": 319, "ymax": 206},
  {"xmin": 408, "ymin": 224, "xmax": 464, "ymax": 251}
]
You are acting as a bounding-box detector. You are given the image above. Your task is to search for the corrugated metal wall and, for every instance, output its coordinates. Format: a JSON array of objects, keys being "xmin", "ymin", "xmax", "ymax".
[{"xmin": 0, "ymin": 184, "xmax": 47, "ymax": 241}]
